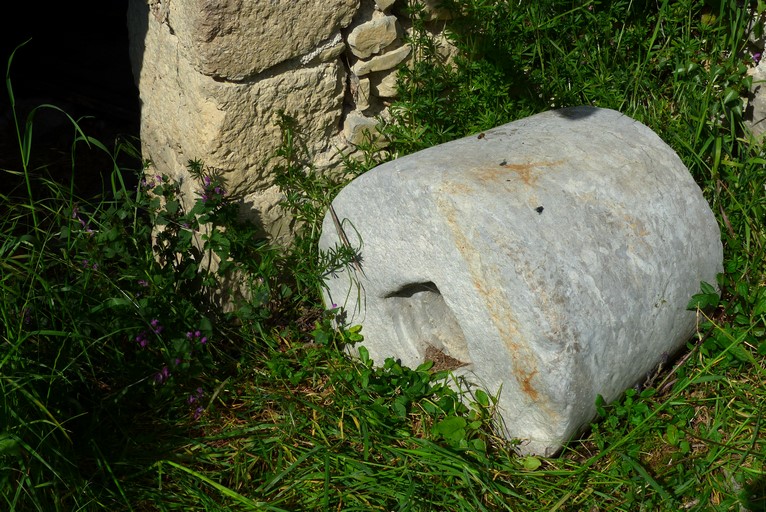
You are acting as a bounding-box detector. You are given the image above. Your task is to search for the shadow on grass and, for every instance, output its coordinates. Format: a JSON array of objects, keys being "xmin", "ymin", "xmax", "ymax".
[{"xmin": 743, "ymin": 476, "xmax": 766, "ymax": 512}]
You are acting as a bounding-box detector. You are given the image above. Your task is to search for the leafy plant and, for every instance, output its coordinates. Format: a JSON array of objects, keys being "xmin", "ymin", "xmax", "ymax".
[{"xmin": 3, "ymin": 0, "xmax": 766, "ymax": 509}]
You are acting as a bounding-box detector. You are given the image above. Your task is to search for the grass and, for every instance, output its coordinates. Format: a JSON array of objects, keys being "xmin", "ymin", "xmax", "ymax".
[{"xmin": 2, "ymin": 0, "xmax": 766, "ymax": 510}]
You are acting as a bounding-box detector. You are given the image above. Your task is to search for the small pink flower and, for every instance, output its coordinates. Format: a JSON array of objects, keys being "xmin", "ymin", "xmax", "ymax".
[{"xmin": 154, "ymin": 366, "xmax": 170, "ymax": 384}]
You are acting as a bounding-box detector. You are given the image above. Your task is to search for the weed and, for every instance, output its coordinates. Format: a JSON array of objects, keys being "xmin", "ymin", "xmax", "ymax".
[{"xmin": 3, "ymin": 0, "xmax": 766, "ymax": 510}]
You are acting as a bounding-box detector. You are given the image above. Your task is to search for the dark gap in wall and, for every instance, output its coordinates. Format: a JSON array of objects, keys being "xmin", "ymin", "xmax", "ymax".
[{"xmin": 0, "ymin": 0, "xmax": 141, "ymax": 200}]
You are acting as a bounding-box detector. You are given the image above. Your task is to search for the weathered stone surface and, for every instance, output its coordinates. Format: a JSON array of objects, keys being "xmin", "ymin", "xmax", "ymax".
[
  {"xmin": 300, "ymin": 33, "xmax": 346, "ymax": 66},
  {"xmin": 343, "ymin": 111, "xmax": 381, "ymax": 145},
  {"xmin": 354, "ymin": 77, "xmax": 372, "ymax": 110},
  {"xmin": 347, "ymin": 15, "xmax": 399, "ymax": 58},
  {"xmin": 374, "ymin": 0, "xmax": 396, "ymax": 12},
  {"xmin": 352, "ymin": 43, "xmax": 411, "ymax": 76},
  {"xmin": 320, "ymin": 107, "xmax": 723, "ymax": 456},
  {"xmin": 130, "ymin": 0, "xmax": 346, "ymax": 240},
  {"xmin": 746, "ymin": 60, "xmax": 766, "ymax": 138},
  {"xmin": 159, "ymin": 0, "xmax": 358, "ymax": 80},
  {"xmin": 370, "ymin": 69, "xmax": 399, "ymax": 97}
]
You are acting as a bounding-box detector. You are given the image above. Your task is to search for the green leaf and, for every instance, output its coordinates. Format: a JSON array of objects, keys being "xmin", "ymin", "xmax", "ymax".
[
  {"xmin": 416, "ymin": 360, "xmax": 434, "ymax": 372},
  {"xmin": 433, "ymin": 416, "xmax": 467, "ymax": 444},
  {"xmin": 640, "ymin": 387, "xmax": 656, "ymax": 399},
  {"xmin": 470, "ymin": 438, "xmax": 487, "ymax": 453},
  {"xmin": 595, "ymin": 394, "xmax": 607, "ymax": 417},
  {"xmin": 474, "ymin": 389, "xmax": 490, "ymax": 408},
  {"xmin": 520, "ymin": 456, "xmax": 542, "ymax": 471},
  {"xmin": 722, "ymin": 88, "xmax": 738, "ymax": 105},
  {"xmin": 0, "ymin": 433, "xmax": 21, "ymax": 457},
  {"xmin": 311, "ymin": 325, "xmax": 330, "ymax": 345},
  {"xmin": 89, "ymin": 297, "xmax": 135, "ymax": 314},
  {"xmin": 753, "ymin": 292, "xmax": 766, "ymax": 317},
  {"xmin": 165, "ymin": 199, "xmax": 180, "ymax": 215},
  {"xmin": 666, "ymin": 424, "xmax": 679, "ymax": 446},
  {"xmin": 393, "ymin": 397, "xmax": 408, "ymax": 418},
  {"xmin": 687, "ymin": 281, "xmax": 720, "ymax": 310}
]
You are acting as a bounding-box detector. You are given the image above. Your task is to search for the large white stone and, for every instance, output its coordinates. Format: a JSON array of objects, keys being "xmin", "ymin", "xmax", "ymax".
[{"xmin": 320, "ymin": 107, "xmax": 723, "ymax": 456}]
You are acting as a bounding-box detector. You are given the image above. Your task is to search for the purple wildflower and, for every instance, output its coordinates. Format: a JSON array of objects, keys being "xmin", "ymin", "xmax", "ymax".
[
  {"xmin": 150, "ymin": 319, "xmax": 164, "ymax": 334},
  {"xmin": 72, "ymin": 206, "xmax": 94, "ymax": 235},
  {"xmin": 136, "ymin": 331, "xmax": 149, "ymax": 348},
  {"xmin": 187, "ymin": 387, "xmax": 204, "ymax": 404},
  {"xmin": 187, "ymin": 330, "xmax": 209, "ymax": 346},
  {"xmin": 188, "ymin": 388, "xmax": 205, "ymax": 419},
  {"xmin": 154, "ymin": 365, "xmax": 170, "ymax": 384},
  {"xmin": 81, "ymin": 260, "xmax": 98, "ymax": 270}
]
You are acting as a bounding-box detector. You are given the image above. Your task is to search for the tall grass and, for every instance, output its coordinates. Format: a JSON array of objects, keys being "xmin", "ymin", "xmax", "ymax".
[
  {"xmin": 2, "ymin": 0, "xmax": 765, "ymax": 510},
  {"xmin": 1, "ymin": 42, "xmax": 281, "ymax": 509}
]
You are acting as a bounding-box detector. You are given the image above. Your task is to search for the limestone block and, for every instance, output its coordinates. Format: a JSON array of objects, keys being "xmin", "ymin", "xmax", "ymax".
[
  {"xmin": 370, "ymin": 69, "xmax": 399, "ymax": 97},
  {"xmin": 352, "ymin": 44, "xmax": 411, "ymax": 76},
  {"xmin": 300, "ymin": 33, "xmax": 346, "ymax": 66},
  {"xmin": 347, "ymin": 15, "xmax": 399, "ymax": 58},
  {"xmin": 320, "ymin": 107, "xmax": 723, "ymax": 456},
  {"xmin": 354, "ymin": 77, "xmax": 372, "ymax": 110},
  {"xmin": 375, "ymin": 0, "xmax": 396, "ymax": 12},
  {"xmin": 343, "ymin": 111, "xmax": 382, "ymax": 145},
  {"xmin": 746, "ymin": 60, "xmax": 766, "ymax": 138},
  {"xmin": 130, "ymin": 1, "xmax": 346, "ymax": 239},
  {"xmin": 153, "ymin": 0, "xmax": 358, "ymax": 79}
]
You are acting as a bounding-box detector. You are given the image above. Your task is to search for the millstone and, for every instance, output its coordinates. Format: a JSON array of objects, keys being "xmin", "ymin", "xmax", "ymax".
[{"xmin": 319, "ymin": 106, "xmax": 722, "ymax": 456}]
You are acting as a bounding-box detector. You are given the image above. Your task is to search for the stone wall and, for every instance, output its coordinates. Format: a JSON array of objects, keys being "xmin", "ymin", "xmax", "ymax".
[
  {"xmin": 128, "ymin": 1, "xmax": 766, "ymax": 243},
  {"xmin": 127, "ymin": 0, "xmax": 451, "ymax": 241}
]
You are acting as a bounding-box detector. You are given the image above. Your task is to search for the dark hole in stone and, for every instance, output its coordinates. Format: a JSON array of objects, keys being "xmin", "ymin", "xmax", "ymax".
[{"xmin": 385, "ymin": 281, "xmax": 472, "ymax": 370}]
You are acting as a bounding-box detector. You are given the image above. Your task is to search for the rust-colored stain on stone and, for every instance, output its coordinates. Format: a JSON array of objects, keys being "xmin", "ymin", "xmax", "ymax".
[
  {"xmin": 436, "ymin": 194, "xmax": 546, "ymax": 405},
  {"xmin": 500, "ymin": 160, "xmax": 564, "ymax": 186},
  {"xmin": 518, "ymin": 367, "xmax": 539, "ymax": 401},
  {"xmin": 489, "ymin": 307, "xmax": 542, "ymax": 403}
]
